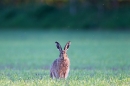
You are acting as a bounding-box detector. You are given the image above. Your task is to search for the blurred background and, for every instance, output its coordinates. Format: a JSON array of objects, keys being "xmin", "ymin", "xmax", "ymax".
[{"xmin": 0, "ymin": 0, "xmax": 130, "ymax": 30}]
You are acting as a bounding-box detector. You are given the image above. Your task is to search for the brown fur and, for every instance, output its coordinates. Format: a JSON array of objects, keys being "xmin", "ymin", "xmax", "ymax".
[{"xmin": 50, "ymin": 41, "xmax": 71, "ymax": 79}]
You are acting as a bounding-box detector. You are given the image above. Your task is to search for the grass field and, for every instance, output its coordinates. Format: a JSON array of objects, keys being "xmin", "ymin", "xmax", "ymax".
[{"xmin": 0, "ymin": 30, "xmax": 130, "ymax": 86}]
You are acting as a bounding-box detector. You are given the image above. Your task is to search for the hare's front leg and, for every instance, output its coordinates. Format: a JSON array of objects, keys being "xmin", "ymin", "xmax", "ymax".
[{"xmin": 65, "ymin": 68, "xmax": 69, "ymax": 79}]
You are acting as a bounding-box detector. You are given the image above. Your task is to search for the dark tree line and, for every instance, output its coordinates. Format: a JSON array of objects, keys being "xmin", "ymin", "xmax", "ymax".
[
  {"xmin": 1, "ymin": 0, "xmax": 129, "ymax": 16},
  {"xmin": 0, "ymin": 0, "xmax": 130, "ymax": 7}
]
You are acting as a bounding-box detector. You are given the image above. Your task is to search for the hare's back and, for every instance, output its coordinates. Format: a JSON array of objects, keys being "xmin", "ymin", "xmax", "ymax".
[{"xmin": 51, "ymin": 59, "xmax": 58, "ymax": 69}]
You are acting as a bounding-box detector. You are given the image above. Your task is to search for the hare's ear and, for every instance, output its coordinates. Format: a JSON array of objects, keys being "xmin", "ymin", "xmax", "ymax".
[
  {"xmin": 55, "ymin": 41, "xmax": 62, "ymax": 52},
  {"xmin": 64, "ymin": 41, "xmax": 71, "ymax": 51}
]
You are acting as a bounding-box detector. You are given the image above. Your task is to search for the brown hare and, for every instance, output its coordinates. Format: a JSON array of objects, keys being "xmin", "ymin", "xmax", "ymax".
[{"xmin": 50, "ymin": 41, "xmax": 71, "ymax": 79}]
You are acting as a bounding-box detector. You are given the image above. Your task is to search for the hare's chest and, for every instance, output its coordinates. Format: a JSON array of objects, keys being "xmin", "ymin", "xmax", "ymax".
[{"xmin": 58, "ymin": 59, "xmax": 70, "ymax": 70}]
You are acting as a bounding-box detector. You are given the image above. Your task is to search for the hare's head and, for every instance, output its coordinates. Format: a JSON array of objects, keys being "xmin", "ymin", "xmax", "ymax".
[{"xmin": 55, "ymin": 41, "xmax": 71, "ymax": 59}]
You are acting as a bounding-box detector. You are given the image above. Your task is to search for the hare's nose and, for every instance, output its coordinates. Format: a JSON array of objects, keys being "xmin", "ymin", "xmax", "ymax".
[{"xmin": 62, "ymin": 51, "xmax": 65, "ymax": 54}]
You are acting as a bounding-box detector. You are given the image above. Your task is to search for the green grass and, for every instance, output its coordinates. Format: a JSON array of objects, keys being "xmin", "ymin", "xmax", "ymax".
[
  {"xmin": 0, "ymin": 30, "xmax": 130, "ymax": 86},
  {"xmin": 0, "ymin": 69, "xmax": 130, "ymax": 86}
]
